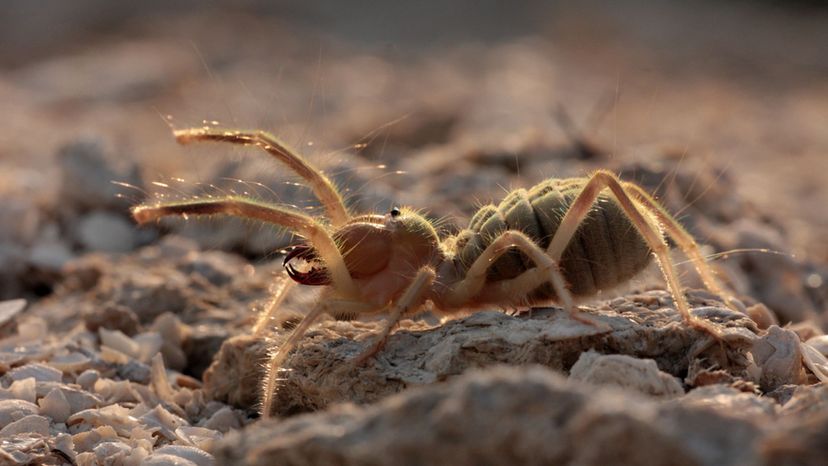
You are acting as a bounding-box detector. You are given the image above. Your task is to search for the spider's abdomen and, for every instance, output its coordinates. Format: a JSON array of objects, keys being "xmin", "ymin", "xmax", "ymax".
[{"xmin": 453, "ymin": 178, "xmax": 652, "ymax": 299}]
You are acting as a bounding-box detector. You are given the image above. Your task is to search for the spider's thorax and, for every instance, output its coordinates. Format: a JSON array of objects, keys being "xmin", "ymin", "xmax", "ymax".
[{"xmin": 287, "ymin": 209, "xmax": 444, "ymax": 308}]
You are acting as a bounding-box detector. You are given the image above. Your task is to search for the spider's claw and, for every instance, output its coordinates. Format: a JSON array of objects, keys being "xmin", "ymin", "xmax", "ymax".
[{"xmin": 284, "ymin": 243, "xmax": 332, "ymax": 286}]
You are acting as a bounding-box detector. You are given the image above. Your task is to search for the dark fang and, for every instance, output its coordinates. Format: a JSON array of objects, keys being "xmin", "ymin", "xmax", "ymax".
[{"xmin": 284, "ymin": 244, "xmax": 331, "ymax": 286}]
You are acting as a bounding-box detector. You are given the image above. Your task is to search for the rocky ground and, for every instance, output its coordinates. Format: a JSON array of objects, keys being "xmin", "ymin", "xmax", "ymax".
[{"xmin": 1, "ymin": 2, "xmax": 828, "ymax": 465}]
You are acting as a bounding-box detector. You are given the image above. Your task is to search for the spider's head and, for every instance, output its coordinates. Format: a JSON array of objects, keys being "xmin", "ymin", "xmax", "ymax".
[{"xmin": 284, "ymin": 206, "xmax": 441, "ymax": 286}]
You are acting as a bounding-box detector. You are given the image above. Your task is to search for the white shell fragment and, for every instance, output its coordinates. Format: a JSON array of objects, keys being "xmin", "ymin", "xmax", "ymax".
[
  {"xmin": 53, "ymin": 433, "xmax": 76, "ymax": 462},
  {"xmin": 76, "ymin": 369, "xmax": 100, "ymax": 390},
  {"xmin": 151, "ymin": 353, "xmax": 176, "ymax": 404},
  {"xmin": 38, "ymin": 387, "xmax": 71, "ymax": 423},
  {"xmin": 175, "ymin": 426, "xmax": 222, "ymax": 449},
  {"xmin": 92, "ymin": 441, "xmax": 133, "ymax": 465},
  {"xmin": 0, "ymin": 377, "xmax": 37, "ymax": 403},
  {"xmin": 153, "ymin": 445, "xmax": 216, "ymax": 466},
  {"xmin": 805, "ymin": 335, "xmax": 828, "ymax": 358},
  {"xmin": 48, "ymin": 351, "xmax": 93, "ymax": 372},
  {"xmin": 68, "ymin": 405, "xmax": 139, "ymax": 437},
  {"xmin": 142, "ymin": 453, "xmax": 199, "ymax": 466},
  {"xmin": 138, "ymin": 404, "xmax": 188, "ymax": 441},
  {"xmin": 8, "ymin": 362, "xmax": 62, "ymax": 382},
  {"xmin": 73, "ymin": 425, "xmax": 120, "ymax": 453},
  {"xmin": 134, "ymin": 332, "xmax": 164, "ymax": 363},
  {"xmin": 0, "ymin": 399, "xmax": 39, "ymax": 428},
  {"xmin": 100, "ymin": 328, "xmax": 141, "ymax": 360},
  {"xmin": 100, "ymin": 345, "xmax": 131, "ymax": 364},
  {"xmin": 35, "ymin": 383, "xmax": 102, "ymax": 413},
  {"xmin": 0, "ymin": 298, "xmax": 26, "ymax": 327},
  {"xmin": 569, "ymin": 351, "xmax": 684, "ymax": 398},
  {"xmin": 94, "ymin": 378, "xmax": 139, "ymax": 403},
  {"xmin": 751, "ymin": 325, "xmax": 803, "ymax": 390},
  {"xmin": 199, "ymin": 406, "xmax": 241, "ymax": 433},
  {"xmin": 0, "ymin": 414, "xmax": 49, "ymax": 436},
  {"xmin": 801, "ymin": 341, "xmax": 828, "ymax": 383}
]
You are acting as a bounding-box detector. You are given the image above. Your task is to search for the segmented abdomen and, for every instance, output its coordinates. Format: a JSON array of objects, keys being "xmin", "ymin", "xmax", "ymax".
[{"xmin": 453, "ymin": 178, "xmax": 652, "ymax": 299}]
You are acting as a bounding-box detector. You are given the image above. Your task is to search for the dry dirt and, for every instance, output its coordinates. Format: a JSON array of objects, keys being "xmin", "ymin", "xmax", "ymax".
[{"xmin": 1, "ymin": 2, "xmax": 827, "ymax": 465}]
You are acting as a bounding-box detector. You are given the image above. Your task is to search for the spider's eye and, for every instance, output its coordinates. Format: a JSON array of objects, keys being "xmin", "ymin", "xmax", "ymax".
[{"xmin": 390, "ymin": 207, "xmax": 401, "ymax": 217}]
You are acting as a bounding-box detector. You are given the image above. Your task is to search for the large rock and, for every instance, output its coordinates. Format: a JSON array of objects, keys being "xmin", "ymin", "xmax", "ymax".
[
  {"xmin": 203, "ymin": 290, "xmax": 759, "ymax": 417},
  {"xmin": 211, "ymin": 366, "xmax": 765, "ymax": 466}
]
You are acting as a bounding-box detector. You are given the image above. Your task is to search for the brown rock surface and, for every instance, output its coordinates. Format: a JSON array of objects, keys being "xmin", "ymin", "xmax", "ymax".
[
  {"xmin": 204, "ymin": 291, "xmax": 758, "ymax": 417},
  {"xmin": 212, "ymin": 366, "xmax": 764, "ymax": 466}
]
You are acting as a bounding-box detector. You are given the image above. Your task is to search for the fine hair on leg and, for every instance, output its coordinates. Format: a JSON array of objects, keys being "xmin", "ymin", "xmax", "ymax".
[
  {"xmin": 620, "ymin": 182, "xmax": 739, "ymax": 310},
  {"xmin": 253, "ymin": 274, "xmax": 296, "ymax": 337},
  {"xmin": 259, "ymin": 298, "xmax": 378, "ymax": 418},
  {"xmin": 173, "ymin": 127, "xmax": 350, "ymax": 226},
  {"xmin": 445, "ymin": 231, "xmax": 577, "ymax": 317},
  {"xmin": 545, "ymin": 170, "xmax": 721, "ymax": 336},
  {"xmin": 132, "ymin": 196, "xmax": 359, "ymax": 298}
]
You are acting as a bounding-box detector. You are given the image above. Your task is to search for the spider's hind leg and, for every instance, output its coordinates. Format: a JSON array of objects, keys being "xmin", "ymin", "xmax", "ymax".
[
  {"xmin": 622, "ymin": 182, "xmax": 742, "ymax": 312},
  {"xmin": 443, "ymin": 230, "xmax": 609, "ymax": 330},
  {"xmin": 545, "ymin": 170, "xmax": 726, "ymax": 340}
]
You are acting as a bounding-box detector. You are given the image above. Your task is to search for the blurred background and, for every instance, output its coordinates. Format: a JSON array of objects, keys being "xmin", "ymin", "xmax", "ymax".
[{"xmin": 1, "ymin": 0, "xmax": 826, "ymax": 322}]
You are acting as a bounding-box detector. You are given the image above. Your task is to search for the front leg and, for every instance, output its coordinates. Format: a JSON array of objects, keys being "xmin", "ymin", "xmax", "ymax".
[
  {"xmin": 260, "ymin": 297, "xmax": 378, "ymax": 418},
  {"xmin": 353, "ymin": 267, "xmax": 436, "ymax": 365}
]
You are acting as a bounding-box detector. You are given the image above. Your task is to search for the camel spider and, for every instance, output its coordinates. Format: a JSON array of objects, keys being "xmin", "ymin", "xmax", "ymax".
[{"xmin": 132, "ymin": 127, "xmax": 740, "ymax": 418}]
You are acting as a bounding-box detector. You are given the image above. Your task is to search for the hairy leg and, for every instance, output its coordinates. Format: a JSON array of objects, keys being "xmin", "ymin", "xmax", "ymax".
[
  {"xmin": 132, "ymin": 196, "xmax": 359, "ymax": 298},
  {"xmin": 174, "ymin": 127, "xmax": 350, "ymax": 226},
  {"xmin": 260, "ymin": 298, "xmax": 378, "ymax": 418},
  {"xmin": 252, "ymin": 273, "xmax": 296, "ymax": 337},
  {"xmin": 621, "ymin": 182, "xmax": 740, "ymax": 310},
  {"xmin": 545, "ymin": 169, "xmax": 721, "ymax": 335},
  {"xmin": 442, "ymin": 231, "xmax": 596, "ymax": 324},
  {"xmin": 352, "ymin": 267, "xmax": 436, "ymax": 365}
]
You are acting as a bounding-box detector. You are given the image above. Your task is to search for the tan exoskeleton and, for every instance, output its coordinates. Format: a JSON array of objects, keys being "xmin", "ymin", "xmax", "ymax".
[{"xmin": 132, "ymin": 127, "xmax": 741, "ymax": 418}]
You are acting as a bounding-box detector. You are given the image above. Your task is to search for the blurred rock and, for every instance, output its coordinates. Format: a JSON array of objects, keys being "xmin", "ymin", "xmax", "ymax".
[
  {"xmin": 679, "ymin": 384, "xmax": 777, "ymax": 421},
  {"xmin": 745, "ymin": 302, "xmax": 779, "ymax": 330},
  {"xmin": 76, "ymin": 211, "xmax": 137, "ymax": 253},
  {"xmin": 212, "ymin": 366, "xmax": 763, "ymax": 466},
  {"xmin": 778, "ymin": 383, "xmax": 828, "ymax": 419},
  {"xmin": 762, "ymin": 409, "xmax": 828, "ymax": 466},
  {"xmin": 716, "ymin": 219, "xmax": 814, "ymax": 324},
  {"xmin": 0, "ymin": 197, "xmax": 41, "ymax": 246},
  {"xmin": 0, "ymin": 299, "xmax": 26, "ymax": 338},
  {"xmin": 203, "ymin": 334, "xmax": 270, "ymax": 411},
  {"xmin": 0, "ymin": 244, "xmax": 27, "ymax": 299},
  {"xmin": 751, "ymin": 325, "xmax": 804, "ymax": 391},
  {"xmin": 28, "ymin": 240, "xmax": 74, "ymax": 272},
  {"xmin": 82, "ymin": 303, "xmax": 140, "ymax": 336},
  {"xmin": 153, "ymin": 313, "xmax": 188, "ymax": 372},
  {"xmin": 177, "ymin": 250, "xmax": 244, "ymax": 287},
  {"xmin": 569, "ymin": 351, "xmax": 684, "ymax": 398},
  {"xmin": 58, "ymin": 139, "xmax": 142, "ymax": 212},
  {"xmin": 183, "ymin": 325, "xmax": 230, "ymax": 380},
  {"xmin": 614, "ymin": 158, "xmax": 747, "ymax": 231},
  {"xmin": 60, "ymin": 254, "xmax": 106, "ymax": 292},
  {"xmin": 102, "ymin": 272, "xmax": 190, "ymax": 323},
  {"xmin": 14, "ymin": 40, "xmax": 199, "ymax": 103}
]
